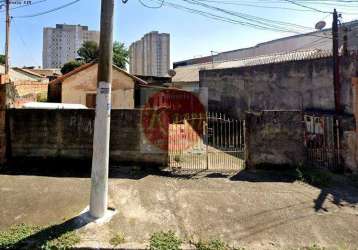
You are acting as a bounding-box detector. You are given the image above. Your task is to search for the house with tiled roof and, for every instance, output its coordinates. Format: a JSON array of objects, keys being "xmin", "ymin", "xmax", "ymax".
[{"xmin": 48, "ymin": 62, "xmax": 148, "ymax": 108}]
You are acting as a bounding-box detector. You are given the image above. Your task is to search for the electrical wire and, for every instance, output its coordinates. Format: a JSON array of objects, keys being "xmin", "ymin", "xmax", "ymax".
[
  {"xmin": 138, "ymin": 0, "xmax": 164, "ymax": 8},
  {"xmin": 143, "ymin": 0, "xmax": 333, "ymax": 40},
  {"xmin": 284, "ymin": 0, "xmax": 331, "ymax": 13}
]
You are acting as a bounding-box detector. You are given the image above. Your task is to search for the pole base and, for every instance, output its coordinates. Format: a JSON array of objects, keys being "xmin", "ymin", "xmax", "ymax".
[{"xmin": 78, "ymin": 206, "xmax": 117, "ymax": 225}]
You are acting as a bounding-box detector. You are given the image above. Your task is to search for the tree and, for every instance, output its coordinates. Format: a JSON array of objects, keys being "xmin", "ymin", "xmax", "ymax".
[
  {"xmin": 112, "ymin": 42, "xmax": 129, "ymax": 69},
  {"xmin": 61, "ymin": 60, "xmax": 84, "ymax": 75},
  {"xmin": 0, "ymin": 55, "xmax": 5, "ymax": 65},
  {"xmin": 76, "ymin": 41, "xmax": 129, "ymax": 69},
  {"xmin": 77, "ymin": 41, "xmax": 99, "ymax": 63}
]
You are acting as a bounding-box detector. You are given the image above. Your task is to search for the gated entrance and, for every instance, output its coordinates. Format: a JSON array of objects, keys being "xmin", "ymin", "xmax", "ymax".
[
  {"xmin": 304, "ymin": 114, "xmax": 340, "ymax": 169},
  {"xmin": 168, "ymin": 112, "xmax": 245, "ymax": 171}
]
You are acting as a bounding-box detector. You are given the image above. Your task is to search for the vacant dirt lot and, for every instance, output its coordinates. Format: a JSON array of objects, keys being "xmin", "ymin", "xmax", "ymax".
[{"xmin": 1, "ymin": 166, "xmax": 358, "ymax": 249}]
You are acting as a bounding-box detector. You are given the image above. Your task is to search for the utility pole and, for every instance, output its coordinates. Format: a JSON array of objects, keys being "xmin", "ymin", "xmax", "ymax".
[
  {"xmin": 332, "ymin": 9, "xmax": 340, "ymax": 114},
  {"xmin": 89, "ymin": 0, "xmax": 114, "ymax": 219},
  {"xmin": 5, "ymin": 0, "xmax": 10, "ymax": 75}
]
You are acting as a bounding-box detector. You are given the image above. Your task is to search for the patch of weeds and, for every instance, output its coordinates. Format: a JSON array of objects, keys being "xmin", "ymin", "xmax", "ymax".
[
  {"xmin": 0, "ymin": 223, "xmax": 80, "ymax": 250},
  {"xmin": 41, "ymin": 230, "xmax": 80, "ymax": 250},
  {"xmin": 0, "ymin": 224, "xmax": 43, "ymax": 249},
  {"xmin": 149, "ymin": 230, "xmax": 182, "ymax": 250},
  {"xmin": 194, "ymin": 239, "xmax": 243, "ymax": 250},
  {"xmin": 301, "ymin": 244, "xmax": 326, "ymax": 250},
  {"xmin": 195, "ymin": 239, "xmax": 227, "ymax": 250},
  {"xmin": 109, "ymin": 232, "xmax": 125, "ymax": 247},
  {"xmin": 296, "ymin": 166, "xmax": 332, "ymax": 187}
]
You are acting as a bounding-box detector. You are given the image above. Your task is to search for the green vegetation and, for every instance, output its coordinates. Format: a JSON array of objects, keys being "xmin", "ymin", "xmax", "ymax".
[
  {"xmin": 0, "ymin": 224, "xmax": 42, "ymax": 249},
  {"xmin": 109, "ymin": 232, "xmax": 125, "ymax": 246},
  {"xmin": 60, "ymin": 60, "xmax": 83, "ymax": 75},
  {"xmin": 0, "ymin": 223, "xmax": 80, "ymax": 249},
  {"xmin": 194, "ymin": 239, "xmax": 244, "ymax": 250},
  {"xmin": 76, "ymin": 41, "xmax": 129, "ymax": 69},
  {"xmin": 0, "ymin": 54, "xmax": 5, "ymax": 65},
  {"xmin": 195, "ymin": 239, "xmax": 228, "ymax": 250},
  {"xmin": 296, "ymin": 166, "xmax": 332, "ymax": 187},
  {"xmin": 149, "ymin": 231, "xmax": 182, "ymax": 250},
  {"xmin": 42, "ymin": 230, "xmax": 80, "ymax": 250},
  {"xmin": 77, "ymin": 41, "xmax": 99, "ymax": 63},
  {"xmin": 112, "ymin": 41, "xmax": 129, "ymax": 69}
]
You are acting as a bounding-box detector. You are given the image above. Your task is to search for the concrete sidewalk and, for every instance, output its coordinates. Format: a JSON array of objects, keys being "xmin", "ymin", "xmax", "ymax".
[{"xmin": 1, "ymin": 169, "xmax": 358, "ymax": 249}]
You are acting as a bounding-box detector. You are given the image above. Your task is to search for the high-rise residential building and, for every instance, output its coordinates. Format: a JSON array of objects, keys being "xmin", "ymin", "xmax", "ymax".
[
  {"xmin": 129, "ymin": 31, "xmax": 170, "ymax": 77},
  {"xmin": 43, "ymin": 24, "xmax": 100, "ymax": 69}
]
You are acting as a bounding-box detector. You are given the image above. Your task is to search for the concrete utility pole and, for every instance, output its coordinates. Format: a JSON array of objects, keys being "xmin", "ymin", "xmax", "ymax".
[
  {"xmin": 89, "ymin": 0, "xmax": 114, "ymax": 219},
  {"xmin": 5, "ymin": 0, "xmax": 10, "ymax": 75},
  {"xmin": 332, "ymin": 8, "xmax": 340, "ymax": 114}
]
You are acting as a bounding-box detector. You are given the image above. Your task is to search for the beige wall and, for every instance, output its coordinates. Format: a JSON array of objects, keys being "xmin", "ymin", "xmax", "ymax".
[{"xmin": 61, "ymin": 64, "xmax": 135, "ymax": 109}]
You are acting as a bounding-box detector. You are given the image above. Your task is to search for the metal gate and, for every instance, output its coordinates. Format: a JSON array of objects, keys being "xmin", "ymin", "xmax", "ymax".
[
  {"xmin": 304, "ymin": 114, "xmax": 340, "ymax": 169},
  {"xmin": 168, "ymin": 112, "xmax": 245, "ymax": 171}
]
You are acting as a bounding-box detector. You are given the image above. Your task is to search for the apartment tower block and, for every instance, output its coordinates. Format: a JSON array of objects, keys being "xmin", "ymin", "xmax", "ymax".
[
  {"xmin": 43, "ymin": 24, "xmax": 100, "ymax": 68},
  {"xmin": 129, "ymin": 31, "xmax": 170, "ymax": 77}
]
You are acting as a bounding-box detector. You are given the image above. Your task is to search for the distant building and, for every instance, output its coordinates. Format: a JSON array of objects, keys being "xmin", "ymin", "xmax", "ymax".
[
  {"xmin": 43, "ymin": 24, "xmax": 100, "ymax": 68},
  {"xmin": 174, "ymin": 20, "xmax": 358, "ymax": 68},
  {"xmin": 129, "ymin": 31, "xmax": 170, "ymax": 77}
]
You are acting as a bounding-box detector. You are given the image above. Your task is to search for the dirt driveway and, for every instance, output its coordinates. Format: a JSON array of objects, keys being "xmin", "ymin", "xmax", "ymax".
[{"xmin": 1, "ymin": 166, "xmax": 358, "ymax": 249}]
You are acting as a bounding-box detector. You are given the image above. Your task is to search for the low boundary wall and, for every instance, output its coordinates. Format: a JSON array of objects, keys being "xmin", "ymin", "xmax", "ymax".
[{"xmin": 7, "ymin": 109, "xmax": 167, "ymax": 166}]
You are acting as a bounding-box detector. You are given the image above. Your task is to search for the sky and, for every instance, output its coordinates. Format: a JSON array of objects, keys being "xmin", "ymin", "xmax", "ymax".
[{"xmin": 0, "ymin": 0, "xmax": 357, "ymax": 68}]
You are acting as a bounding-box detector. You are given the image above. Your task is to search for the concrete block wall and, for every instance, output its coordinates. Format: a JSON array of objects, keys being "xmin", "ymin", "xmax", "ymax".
[
  {"xmin": 200, "ymin": 56, "xmax": 356, "ymax": 120},
  {"xmin": 245, "ymin": 111, "xmax": 305, "ymax": 167},
  {"xmin": 7, "ymin": 109, "xmax": 167, "ymax": 166}
]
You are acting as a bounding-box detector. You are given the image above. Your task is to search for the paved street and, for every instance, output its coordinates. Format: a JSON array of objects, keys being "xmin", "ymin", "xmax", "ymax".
[{"xmin": 1, "ymin": 168, "xmax": 358, "ymax": 249}]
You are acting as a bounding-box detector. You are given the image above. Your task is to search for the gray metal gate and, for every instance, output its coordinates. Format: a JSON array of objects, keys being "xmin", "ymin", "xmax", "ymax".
[
  {"xmin": 168, "ymin": 112, "xmax": 245, "ymax": 171},
  {"xmin": 304, "ymin": 114, "xmax": 340, "ymax": 169}
]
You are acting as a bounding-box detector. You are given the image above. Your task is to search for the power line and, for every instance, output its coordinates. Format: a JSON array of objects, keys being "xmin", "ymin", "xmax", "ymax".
[
  {"xmin": 138, "ymin": 0, "xmax": 164, "ymax": 8},
  {"xmin": 142, "ymin": 0, "xmax": 333, "ymax": 40},
  {"xmin": 195, "ymin": 0, "xmax": 358, "ymax": 15},
  {"xmin": 284, "ymin": 0, "xmax": 331, "ymax": 13},
  {"xmin": 183, "ymin": 0, "xmax": 314, "ymax": 31}
]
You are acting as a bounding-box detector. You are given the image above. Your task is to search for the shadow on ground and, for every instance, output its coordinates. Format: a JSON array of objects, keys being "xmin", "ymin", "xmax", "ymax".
[
  {"xmin": 2, "ymin": 211, "xmax": 95, "ymax": 249},
  {"xmin": 1, "ymin": 160, "xmax": 358, "ymax": 213}
]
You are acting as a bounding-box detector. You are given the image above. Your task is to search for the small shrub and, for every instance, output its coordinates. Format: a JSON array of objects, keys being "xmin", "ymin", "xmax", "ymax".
[
  {"xmin": 195, "ymin": 239, "xmax": 227, "ymax": 250},
  {"xmin": 296, "ymin": 166, "xmax": 332, "ymax": 187},
  {"xmin": 194, "ymin": 239, "xmax": 243, "ymax": 250},
  {"xmin": 149, "ymin": 231, "xmax": 182, "ymax": 250},
  {"xmin": 109, "ymin": 232, "xmax": 125, "ymax": 246},
  {"xmin": 0, "ymin": 224, "xmax": 42, "ymax": 249}
]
